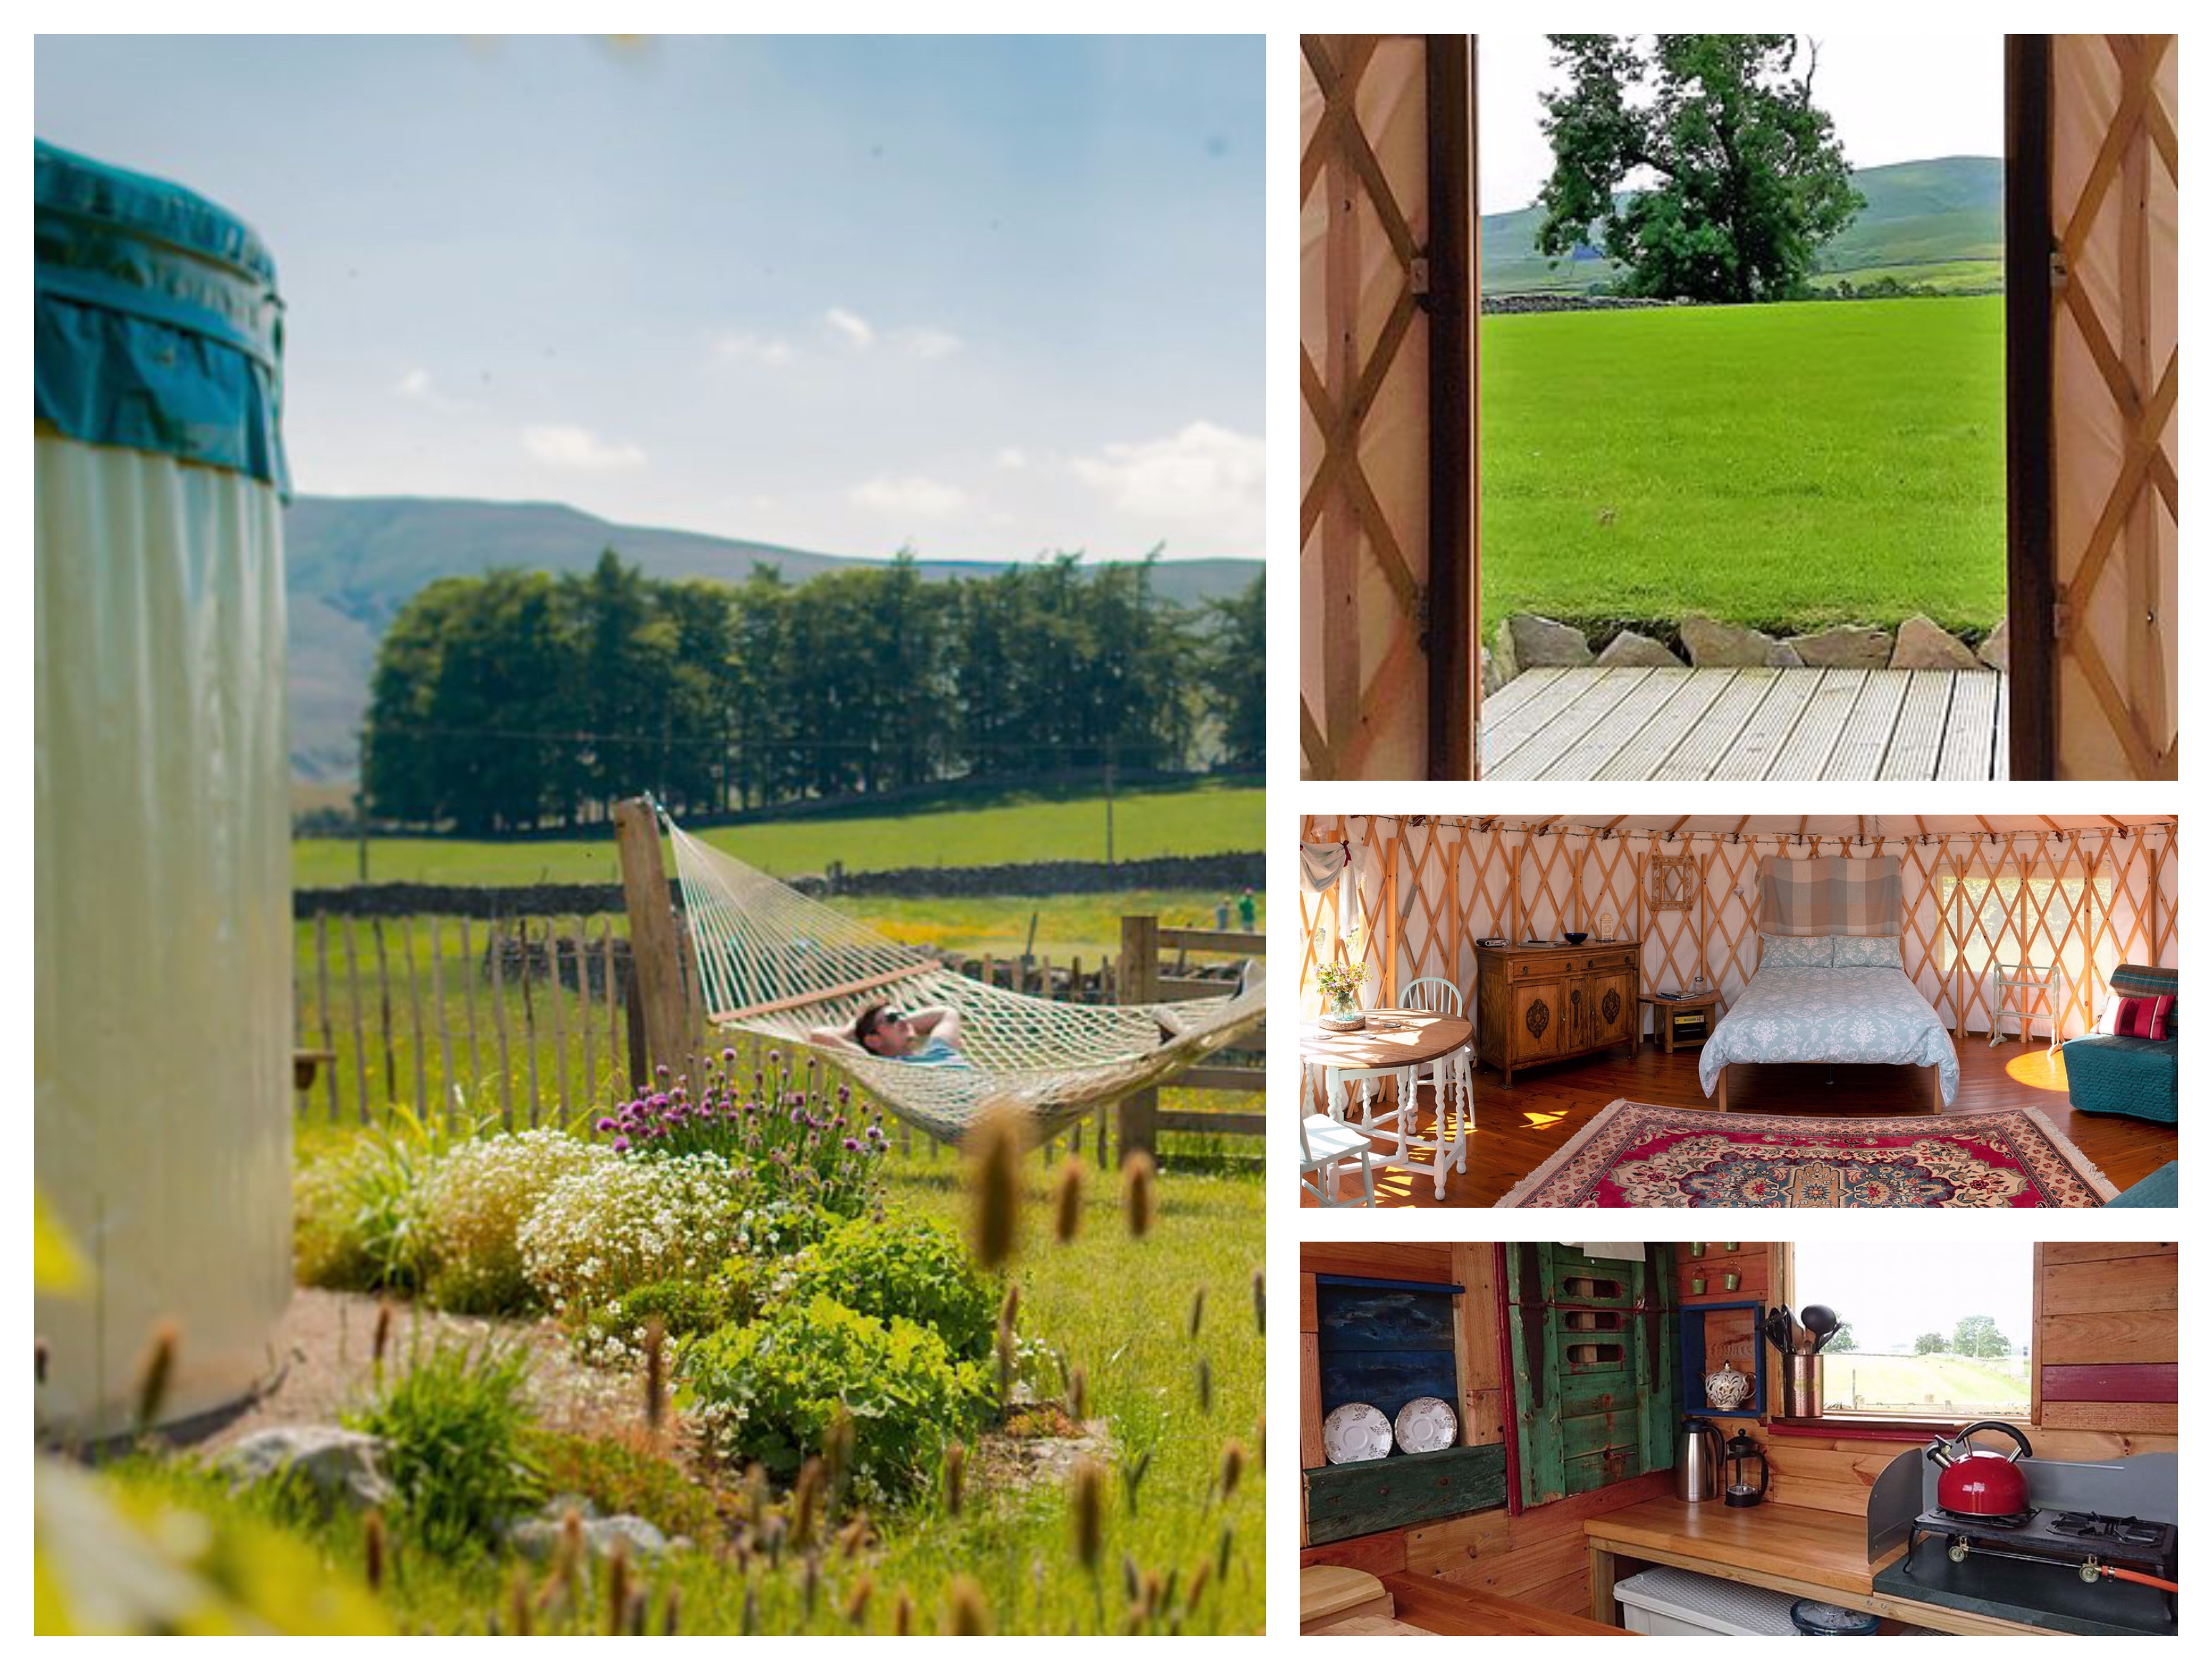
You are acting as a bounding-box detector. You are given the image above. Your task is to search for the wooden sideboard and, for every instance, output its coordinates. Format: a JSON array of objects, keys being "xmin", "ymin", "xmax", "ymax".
[{"xmin": 1474, "ymin": 941, "xmax": 1641, "ymax": 1085}]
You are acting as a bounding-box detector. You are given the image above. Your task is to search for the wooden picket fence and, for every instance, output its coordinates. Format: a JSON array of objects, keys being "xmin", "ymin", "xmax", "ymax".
[{"xmin": 293, "ymin": 908, "xmax": 1262, "ymax": 1166}]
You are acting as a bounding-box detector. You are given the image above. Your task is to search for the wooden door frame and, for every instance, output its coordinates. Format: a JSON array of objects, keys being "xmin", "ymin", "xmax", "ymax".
[
  {"xmin": 1428, "ymin": 35, "xmax": 1480, "ymax": 777},
  {"xmin": 2003, "ymin": 34, "xmax": 2057, "ymax": 780}
]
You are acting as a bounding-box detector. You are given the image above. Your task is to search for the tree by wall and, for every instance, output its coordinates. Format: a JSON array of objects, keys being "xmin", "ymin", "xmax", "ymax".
[
  {"xmin": 1951, "ymin": 1315, "xmax": 2012, "ymax": 1359},
  {"xmin": 1534, "ymin": 35, "xmax": 1864, "ymax": 302},
  {"xmin": 1826, "ymin": 1319, "xmax": 1857, "ymax": 1352},
  {"xmin": 1912, "ymin": 1331, "xmax": 1949, "ymax": 1356}
]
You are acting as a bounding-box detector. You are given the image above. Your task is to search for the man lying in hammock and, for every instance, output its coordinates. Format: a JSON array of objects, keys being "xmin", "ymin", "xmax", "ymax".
[{"xmin": 811, "ymin": 1002, "xmax": 972, "ymax": 1067}]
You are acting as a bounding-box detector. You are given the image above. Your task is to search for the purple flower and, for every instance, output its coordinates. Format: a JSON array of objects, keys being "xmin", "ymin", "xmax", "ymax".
[
  {"xmin": 722, "ymin": 1046, "xmax": 738, "ymax": 1063},
  {"xmin": 612, "ymin": 1136, "xmax": 631, "ymax": 1153},
  {"xmin": 843, "ymin": 1137, "xmax": 861, "ymax": 1152},
  {"xmin": 595, "ymin": 1117, "xmax": 617, "ymax": 1133},
  {"xmin": 655, "ymin": 1062, "xmax": 670, "ymax": 1080}
]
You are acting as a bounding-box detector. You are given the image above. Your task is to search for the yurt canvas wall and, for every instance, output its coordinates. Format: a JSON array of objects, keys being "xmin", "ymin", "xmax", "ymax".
[
  {"xmin": 1299, "ymin": 815, "xmax": 2179, "ymax": 1050},
  {"xmin": 1299, "ymin": 35, "xmax": 1477, "ymax": 779},
  {"xmin": 35, "ymin": 144, "xmax": 293, "ymax": 1438}
]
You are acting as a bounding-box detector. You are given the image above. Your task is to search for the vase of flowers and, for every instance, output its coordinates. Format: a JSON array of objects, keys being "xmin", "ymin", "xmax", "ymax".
[{"xmin": 1315, "ymin": 952, "xmax": 1368, "ymax": 1033}]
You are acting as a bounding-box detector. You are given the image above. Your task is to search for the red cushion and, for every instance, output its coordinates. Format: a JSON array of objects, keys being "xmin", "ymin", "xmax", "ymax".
[{"xmin": 2100, "ymin": 993, "xmax": 2172, "ymax": 1040}]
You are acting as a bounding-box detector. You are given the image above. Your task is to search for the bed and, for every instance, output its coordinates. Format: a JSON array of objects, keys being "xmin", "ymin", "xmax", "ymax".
[{"xmin": 1696, "ymin": 853, "xmax": 1959, "ymax": 1113}]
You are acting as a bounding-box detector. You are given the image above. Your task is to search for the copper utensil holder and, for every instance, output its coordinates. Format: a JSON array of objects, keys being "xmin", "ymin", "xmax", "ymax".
[{"xmin": 1780, "ymin": 1352, "xmax": 1824, "ymax": 1419}]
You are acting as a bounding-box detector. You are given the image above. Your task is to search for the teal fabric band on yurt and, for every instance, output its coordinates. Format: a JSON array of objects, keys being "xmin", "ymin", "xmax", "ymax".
[{"xmin": 33, "ymin": 140, "xmax": 289, "ymax": 491}]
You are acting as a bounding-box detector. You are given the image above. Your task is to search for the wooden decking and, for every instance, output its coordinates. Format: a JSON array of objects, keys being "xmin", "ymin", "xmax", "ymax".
[{"xmin": 1480, "ymin": 667, "xmax": 2008, "ymax": 779}]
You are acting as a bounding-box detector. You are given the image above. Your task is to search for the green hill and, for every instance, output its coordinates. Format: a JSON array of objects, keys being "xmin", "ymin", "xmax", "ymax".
[
  {"xmin": 1483, "ymin": 155, "xmax": 2002, "ymax": 295},
  {"xmin": 283, "ymin": 495, "xmax": 1261, "ymax": 782}
]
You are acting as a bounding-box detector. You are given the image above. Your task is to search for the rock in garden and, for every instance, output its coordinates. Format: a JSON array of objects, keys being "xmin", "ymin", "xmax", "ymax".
[
  {"xmin": 1505, "ymin": 613, "xmax": 1594, "ymax": 668},
  {"xmin": 1979, "ymin": 617, "xmax": 2009, "ymax": 673},
  {"xmin": 1594, "ymin": 629, "xmax": 1685, "ymax": 669},
  {"xmin": 510, "ymin": 1508, "xmax": 669, "ymax": 1562},
  {"xmin": 1784, "ymin": 626, "xmax": 1893, "ymax": 669},
  {"xmin": 1890, "ymin": 615, "xmax": 1982, "ymax": 671},
  {"xmin": 1680, "ymin": 613, "xmax": 1803, "ymax": 668},
  {"xmin": 211, "ymin": 1425, "xmax": 394, "ymax": 1513},
  {"xmin": 1481, "ymin": 643, "xmax": 1506, "ymax": 697}
]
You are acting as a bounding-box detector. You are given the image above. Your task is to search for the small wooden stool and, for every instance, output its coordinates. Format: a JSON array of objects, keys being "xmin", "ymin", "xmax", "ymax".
[
  {"xmin": 1645, "ymin": 994, "xmax": 1719, "ymax": 1055},
  {"xmin": 1300, "ymin": 1564, "xmax": 1393, "ymax": 1633}
]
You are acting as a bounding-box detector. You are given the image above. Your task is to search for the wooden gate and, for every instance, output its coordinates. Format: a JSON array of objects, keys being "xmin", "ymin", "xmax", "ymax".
[
  {"xmin": 1299, "ymin": 35, "xmax": 1478, "ymax": 779},
  {"xmin": 2009, "ymin": 35, "xmax": 2179, "ymax": 779}
]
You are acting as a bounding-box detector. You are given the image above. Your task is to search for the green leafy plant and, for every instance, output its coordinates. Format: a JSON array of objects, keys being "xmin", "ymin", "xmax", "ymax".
[
  {"xmin": 294, "ymin": 1117, "xmax": 445, "ymax": 1293},
  {"xmin": 578, "ymin": 1273, "xmax": 747, "ymax": 1368},
  {"xmin": 348, "ymin": 1336, "xmax": 541, "ymax": 1557},
  {"xmin": 681, "ymin": 1296, "xmax": 994, "ymax": 1503},
  {"xmin": 774, "ymin": 1209, "xmax": 1001, "ymax": 1362}
]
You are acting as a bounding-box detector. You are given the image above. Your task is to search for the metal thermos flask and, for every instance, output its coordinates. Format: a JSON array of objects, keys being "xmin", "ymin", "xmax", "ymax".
[{"xmin": 1677, "ymin": 1417, "xmax": 1723, "ymax": 1501}]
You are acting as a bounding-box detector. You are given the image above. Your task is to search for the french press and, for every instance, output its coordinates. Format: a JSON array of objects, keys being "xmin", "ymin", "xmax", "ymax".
[{"xmin": 1723, "ymin": 1426, "xmax": 1769, "ymax": 1508}]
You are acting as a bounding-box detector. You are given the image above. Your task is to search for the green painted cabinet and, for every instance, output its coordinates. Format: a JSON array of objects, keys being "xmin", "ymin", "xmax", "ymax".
[{"xmin": 1504, "ymin": 1243, "xmax": 1680, "ymax": 1507}]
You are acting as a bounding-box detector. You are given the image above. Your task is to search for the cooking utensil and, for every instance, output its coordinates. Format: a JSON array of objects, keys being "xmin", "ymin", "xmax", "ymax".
[
  {"xmin": 1763, "ymin": 1307, "xmax": 1792, "ymax": 1354},
  {"xmin": 1723, "ymin": 1426, "xmax": 1769, "ymax": 1508},
  {"xmin": 1800, "ymin": 1303, "xmax": 1838, "ymax": 1351},
  {"xmin": 1924, "ymin": 1420, "xmax": 2034, "ymax": 1518}
]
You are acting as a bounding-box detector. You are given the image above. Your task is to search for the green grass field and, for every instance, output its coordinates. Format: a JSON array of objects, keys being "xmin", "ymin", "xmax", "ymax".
[
  {"xmin": 1811, "ymin": 259, "xmax": 2003, "ymax": 294},
  {"xmin": 1822, "ymin": 1352, "xmax": 2029, "ymax": 1414},
  {"xmin": 1481, "ymin": 294, "xmax": 2005, "ymax": 638},
  {"xmin": 294, "ymin": 783, "xmax": 1263, "ymax": 889}
]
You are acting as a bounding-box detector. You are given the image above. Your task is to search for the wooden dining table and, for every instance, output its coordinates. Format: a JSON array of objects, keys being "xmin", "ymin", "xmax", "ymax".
[{"xmin": 1298, "ymin": 1008, "xmax": 1474, "ymax": 1200}]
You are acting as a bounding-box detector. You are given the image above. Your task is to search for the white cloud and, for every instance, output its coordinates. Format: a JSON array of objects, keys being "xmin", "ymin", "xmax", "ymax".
[
  {"xmin": 995, "ymin": 447, "xmax": 1028, "ymax": 470},
  {"xmin": 394, "ymin": 367, "xmax": 434, "ymax": 399},
  {"xmin": 824, "ymin": 307, "xmax": 876, "ymax": 351},
  {"xmin": 1070, "ymin": 421, "xmax": 1265, "ymax": 547},
  {"xmin": 712, "ymin": 331, "xmax": 795, "ymax": 368},
  {"xmin": 893, "ymin": 326, "xmax": 962, "ymax": 361},
  {"xmin": 523, "ymin": 423, "xmax": 647, "ymax": 471},
  {"xmin": 851, "ymin": 474, "xmax": 968, "ymax": 518}
]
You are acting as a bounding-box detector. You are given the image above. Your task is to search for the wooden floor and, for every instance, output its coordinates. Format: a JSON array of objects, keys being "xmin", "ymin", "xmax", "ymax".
[
  {"xmin": 1300, "ymin": 1036, "xmax": 2175, "ymax": 1208},
  {"xmin": 1480, "ymin": 667, "xmax": 2008, "ymax": 779}
]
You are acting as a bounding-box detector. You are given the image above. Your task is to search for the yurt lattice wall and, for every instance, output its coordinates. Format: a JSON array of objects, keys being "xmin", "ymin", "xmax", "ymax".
[{"xmin": 1301, "ymin": 816, "xmax": 2178, "ymax": 1051}]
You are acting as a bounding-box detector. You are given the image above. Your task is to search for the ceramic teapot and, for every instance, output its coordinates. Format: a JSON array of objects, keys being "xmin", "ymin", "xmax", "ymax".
[{"xmin": 1703, "ymin": 1360, "xmax": 1750, "ymax": 1412}]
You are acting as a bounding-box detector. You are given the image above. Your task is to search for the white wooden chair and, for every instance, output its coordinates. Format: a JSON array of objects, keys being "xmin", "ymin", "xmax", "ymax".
[{"xmin": 1297, "ymin": 1112, "xmax": 1376, "ymax": 1207}]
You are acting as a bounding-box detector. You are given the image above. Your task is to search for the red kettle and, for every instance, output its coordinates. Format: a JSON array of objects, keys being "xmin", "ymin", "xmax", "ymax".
[{"xmin": 1925, "ymin": 1421, "xmax": 2034, "ymax": 1516}]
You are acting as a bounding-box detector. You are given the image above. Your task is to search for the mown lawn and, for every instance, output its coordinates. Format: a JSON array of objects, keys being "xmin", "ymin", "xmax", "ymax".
[
  {"xmin": 1481, "ymin": 294, "xmax": 2005, "ymax": 638},
  {"xmin": 294, "ymin": 781, "xmax": 1263, "ymax": 889}
]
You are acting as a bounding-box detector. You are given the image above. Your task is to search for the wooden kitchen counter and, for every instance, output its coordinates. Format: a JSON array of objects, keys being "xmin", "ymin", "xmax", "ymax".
[
  {"xmin": 1380, "ymin": 1572, "xmax": 1632, "ymax": 1636},
  {"xmin": 1582, "ymin": 1499, "xmax": 2058, "ymax": 1637}
]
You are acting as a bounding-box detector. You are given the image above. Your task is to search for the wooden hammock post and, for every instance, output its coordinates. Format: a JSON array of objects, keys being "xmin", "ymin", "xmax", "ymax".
[
  {"xmin": 1116, "ymin": 913, "xmax": 1160, "ymax": 1160},
  {"xmin": 615, "ymin": 797, "xmax": 695, "ymax": 1088}
]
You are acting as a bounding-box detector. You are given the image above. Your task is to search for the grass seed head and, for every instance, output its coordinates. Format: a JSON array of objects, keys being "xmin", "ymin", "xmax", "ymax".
[
  {"xmin": 842, "ymin": 1572, "xmax": 875, "ymax": 1625},
  {"xmin": 1121, "ymin": 1149, "xmax": 1155, "ymax": 1237},
  {"xmin": 1066, "ymin": 1366, "xmax": 1088, "ymax": 1423},
  {"xmin": 134, "ymin": 1320, "xmax": 179, "ymax": 1433},
  {"xmin": 966, "ymin": 1103, "xmax": 1025, "ymax": 1269},
  {"xmin": 945, "ymin": 1574, "xmax": 994, "ymax": 1635},
  {"xmin": 1072, "ymin": 1459, "xmax": 1105, "ymax": 1570},
  {"xmin": 943, "ymin": 1440, "xmax": 967, "ymax": 1517},
  {"xmin": 895, "ymin": 1586, "xmax": 914, "ymax": 1635},
  {"xmin": 1000, "ymin": 1282, "xmax": 1021, "ymax": 1335},
  {"xmin": 509, "ymin": 1571, "xmax": 535, "ymax": 1636},
  {"xmin": 825, "ymin": 1406, "xmax": 856, "ymax": 1500},
  {"xmin": 741, "ymin": 1578, "xmax": 758, "ymax": 1636},
  {"xmin": 794, "ymin": 1458, "xmax": 823, "ymax": 1548},
  {"xmin": 1122, "ymin": 1552, "xmax": 1141, "ymax": 1603},
  {"xmin": 1251, "ymin": 1268, "xmax": 1265, "ymax": 1336},
  {"xmin": 661, "ymin": 1584, "xmax": 680, "ymax": 1635},
  {"xmin": 801, "ymin": 1552, "xmax": 821, "ymax": 1620},
  {"xmin": 1122, "ymin": 1448, "xmax": 1152, "ymax": 1515},
  {"xmin": 838, "ymin": 1512, "xmax": 869, "ymax": 1560},
  {"xmin": 1188, "ymin": 1283, "xmax": 1206, "ymax": 1339},
  {"xmin": 363, "ymin": 1507, "xmax": 386, "ymax": 1592},
  {"xmin": 1053, "ymin": 1156, "xmax": 1084, "ymax": 1242},
  {"xmin": 1220, "ymin": 1441, "xmax": 1246, "ymax": 1501},
  {"xmin": 1216, "ymin": 1525, "xmax": 1233, "ymax": 1580},
  {"xmin": 1186, "ymin": 1562, "xmax": 1209, "ymax": 1613},
  {"xmin": 1195, "ymin": 1355, "xmax": 1212, "ymax": 1413},
  {"xmin": 607, "ymin": 1544, "xmax": 630, "ymax": 1637},
  {"xmin": 373, "ymin": 1301, "xmax": 394, "ymax": 1374}
]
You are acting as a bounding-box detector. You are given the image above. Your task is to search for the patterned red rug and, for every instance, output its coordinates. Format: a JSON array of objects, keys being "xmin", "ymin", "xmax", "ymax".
[{"xmin": 1496, "ymin": 1100, "xmax": 2118, "ymax": 1208}]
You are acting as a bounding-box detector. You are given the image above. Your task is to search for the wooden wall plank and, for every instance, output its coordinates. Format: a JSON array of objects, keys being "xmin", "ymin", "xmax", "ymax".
[
  {"xmin": 2041, "ymin": 1401, "xmax": 2179, "ymax": 1434},
  {"xmin": 2041, "ymin": 1362, "xmax": 2178, "ymax": 1402},
  {"xmin": 2041, "ymin": 1252, "xmax": 2176, "ymax": 1314},
  {"xmin": 1303, "ymin": 1242, "xmax": 1454, "ymax": 1284},
  {"xmin": 2039, "ymin": 1240, "xmax": 2176, "ymax": 1266}
]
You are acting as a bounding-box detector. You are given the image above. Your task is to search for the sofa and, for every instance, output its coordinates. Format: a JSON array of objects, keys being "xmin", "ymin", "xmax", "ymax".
[
  {"xmin": 2061, "ymin": 964, "xmax": 2177, "ymax": 1125},
  {"xmin": 2105, "ymin": 1160, "xmax": 2178, "ymax": 1207}
]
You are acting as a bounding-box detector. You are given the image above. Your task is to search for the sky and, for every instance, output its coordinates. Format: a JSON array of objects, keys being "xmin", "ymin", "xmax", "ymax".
[
  {"xmin": 35, "ymin": 35, "xmax": 1263, "ymax": 561},
  {"xmin": 1792, "ymin": 1242, "xmax": 2032, "ymax": 1356},
  {"xmin": 1479, "ymin": 33, "xmax": 2005, "ymax": 213}
]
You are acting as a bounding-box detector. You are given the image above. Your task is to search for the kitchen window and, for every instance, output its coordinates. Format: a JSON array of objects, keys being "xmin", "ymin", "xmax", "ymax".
[{"xmin": 1790, "ymin": 1241, "xmax": 2031, "ymax": 1420}]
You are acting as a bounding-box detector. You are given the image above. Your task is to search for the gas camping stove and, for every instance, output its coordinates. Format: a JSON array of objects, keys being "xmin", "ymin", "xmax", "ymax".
[{"xmin": 1906, "ymin": 1505, "xmax": 2176, "ymax": 1589}]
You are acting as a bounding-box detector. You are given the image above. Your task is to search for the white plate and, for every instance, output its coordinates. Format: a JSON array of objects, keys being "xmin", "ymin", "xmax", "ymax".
[
  {"xmin": 1393, "ymin": 1395, "xmax": 1458, "ymax": 1453},
  {"xmin": 1322, "ymin": 1401, "xmax": 1393, "ymax": 1464}
]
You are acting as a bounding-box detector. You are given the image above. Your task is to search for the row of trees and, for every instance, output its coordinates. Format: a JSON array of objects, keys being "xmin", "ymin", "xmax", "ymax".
[
  {"xmin": 1914, "ymin": 1316, "xmax": 2014, "ymax": 1358},
  {"xmin": 363, "ymin": 550, "xmax": 1263, "ymax": 834}
]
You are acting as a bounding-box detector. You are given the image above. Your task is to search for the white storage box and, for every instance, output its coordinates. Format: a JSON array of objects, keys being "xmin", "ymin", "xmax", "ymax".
[{"xmin": 1614, "ymin": 1568, "xmax": 1804, "ymax": 1635}]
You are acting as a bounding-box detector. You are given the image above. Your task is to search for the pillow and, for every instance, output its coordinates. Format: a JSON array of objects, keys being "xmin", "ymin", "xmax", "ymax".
[
  {"xmin": 1832, "ymin": 935, "xmax": 1904, "ymax": 969},
  {"xmin": 2098, "ymin": 992, "xmax": 2173, "ymax": 1040},
  {"xmin": 1761, "ymin": 934, "xmax": 1834, "ymax": 969}
]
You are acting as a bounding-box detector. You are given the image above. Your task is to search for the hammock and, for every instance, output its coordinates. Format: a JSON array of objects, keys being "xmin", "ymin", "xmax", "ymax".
[{"xmin": 663, "ymin": 815, "xmax": 1265, "ymax": 1146}]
